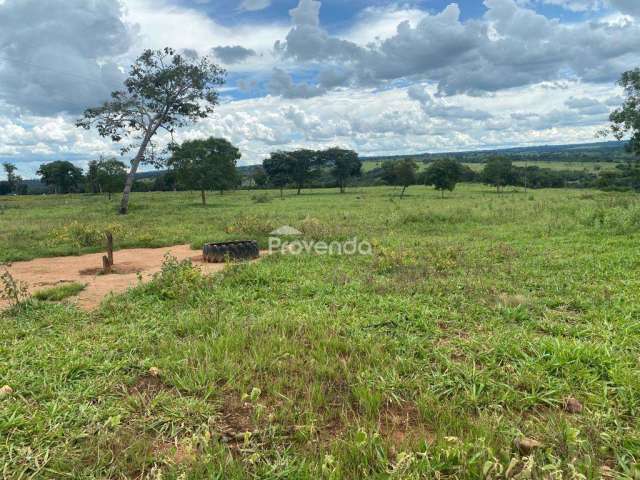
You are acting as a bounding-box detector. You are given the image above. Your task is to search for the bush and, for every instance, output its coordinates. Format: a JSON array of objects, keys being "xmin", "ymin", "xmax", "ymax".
[
  {"xmin": 0, "ymin": 268, "xmax": 29, "ymax": 308},
  {"xmin": 50, "ymin": 221, "xmax": 124, "ymax": 251},
  {"xmin": 147, "ymin": 254, "xmax": 204, "ymax": 301},
  {"xmin": 251, "ymin": 193, "xmax": 271, "ymax": 204},
  {"xmin": 225, "ymin": 215, "xmax": 277, "ymax": 237}
]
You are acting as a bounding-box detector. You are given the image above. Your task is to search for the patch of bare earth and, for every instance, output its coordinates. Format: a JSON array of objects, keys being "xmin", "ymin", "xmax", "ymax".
[
  {"xmin": 1, "ymin": 245, "xmax": 262, "ymax": 311},
  {"xmin": 379, "ymin": 401, "xmax": 435, "ymax": 448}
]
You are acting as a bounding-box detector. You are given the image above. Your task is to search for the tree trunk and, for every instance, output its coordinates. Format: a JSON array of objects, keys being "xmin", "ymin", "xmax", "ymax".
[
  {"xmin": 340, "ymin": 180, "xmax": 345, "ymax": 194},
  {"xmin": 441, "ymin": 190, "xmax": 445, "ymax": 199},
  {"xmin": 201, "ymin": 190, "xmax": 206, "ymax": 205},
  {"xmin": 108, "ymin": 191, "xmax": 112, "ymax": 200},
  {"xmin": 400, "ymin": 185, "xmax": 407, "ymax": 198},
  {"xmin": 297, "ymin": 186, "xmax": 301, "ymax": 195},
  {"xmin": 119, "ymin": 129, "xmax": 154, "ymax": 215},
  {"xmin": 280, "ymin": 187, "xmax": 284, "ymax": 199}
]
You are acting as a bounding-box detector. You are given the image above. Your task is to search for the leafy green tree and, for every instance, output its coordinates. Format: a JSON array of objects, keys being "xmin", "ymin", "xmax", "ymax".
[
  {"xmin": 37, "ymin": 161, "xmax": 83, "ymax": 194},
  {"xmin": 606, "ymin": 68, "xmax": 640, "ymax": 157},
  {"xmin": 263, "ymin": 152, "xmax": 291, "ymax": 199},
  {"xmin": 2, "ymin": 162, "xmax": 21, "ymax": 194},
  {"xmin": 482, "ymin": 156, "xmax": 514, "ymax": 193},
  {"xmin": 423, "ymin": 159, "xmax": 463, "ymax": 198},
  {"xmin": 96, "ymin": 158, "xmax": 128, "ymax": 200},
  {"xmin": 77, "ymin": 47, "xmax": 226, "ymax": 214},
  {"xmin": 382, "ymin": 159, "xmax": 418, "ymax": 198},
  {"xmin": 288, "ymin": 149, "xmax": 322, "ymax": 195},
  {"xmin": 602, "ymin": 68, "xmax": 640, "ymax": 190},
  {"xmin": 168, "ymin": 138, "xmax": 240, "ymax": 205},
  {"xmin": 0, "ymin": 182, "xmax": 10, "ymax": 196},
  {"xmin": 321, "ymin": 148, "xmax": 361, "ymax": 193}
]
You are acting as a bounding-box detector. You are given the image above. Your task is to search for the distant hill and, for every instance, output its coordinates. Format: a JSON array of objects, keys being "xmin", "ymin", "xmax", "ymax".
[{"xmin": 362, "ymin": 141, "xmax": 631, "ymax": 165}]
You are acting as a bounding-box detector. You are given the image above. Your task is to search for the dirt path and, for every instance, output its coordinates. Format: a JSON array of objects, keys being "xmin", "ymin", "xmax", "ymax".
[{"xmin": 1, "ymin": 245, "xmax": 242, "ymax": 311}]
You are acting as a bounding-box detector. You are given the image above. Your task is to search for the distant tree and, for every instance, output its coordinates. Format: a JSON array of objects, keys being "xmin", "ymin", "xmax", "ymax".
[
  {"xmin": 2, "ymin": 162, "xmax": 21, "ymax": 194},
  {"xmin": 424, "ymin": 159, "xmax": 463, "ymax": 198},
  {"xmin": 96, "ymin": 158, "xmax": 128, "ymax": 200},
  {"xmin": 77, "ymin": 47, "xmax": 226, "ymax": 214},
  {"xmin": 251, "ymin": 166, "xmax": 268, "ymax": 189},
  {"xmin": 0, "ymin": 181, "xmax": 10, "ymax": 196},
  {"xmin": 482, "ymin": 157, "xmax": 514, "ymax": 193},
  {"xmin": 263, "ymin": 152, "xmax": 291, "ymax": 199},
  {"xmin": 85, "ymin": 160, "xmax": 100, "ymax": 194},
  {"xmin": 288, "ymin": 149, "xmax": 321, "ymax": 195},
  {"xmin": 382, "ymin": 159, "xmax": 418, "ymax": 198},
  {"xmin": 168, "ymin": 137, "xmax": 240, "ymax": 205},
  {"xmin": 153, "ymin": 170, "xmax": 179, "ymax": 192},
  {"xmin": 321, "ymin": 148, "xmax": 361, "ymax": 193},
  {"xmin": 37, "ymin": 161, "xmax": 83, "ymax": 194}
]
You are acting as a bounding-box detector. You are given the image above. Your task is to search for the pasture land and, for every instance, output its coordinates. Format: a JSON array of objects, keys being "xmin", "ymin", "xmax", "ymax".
[
  {"xmin": 1, "ymin": 185, "xmax": 640, "ymax": 478},
  {"xmin": 463, "ymin": 161, "xmax": 622, "ymax": 173}
]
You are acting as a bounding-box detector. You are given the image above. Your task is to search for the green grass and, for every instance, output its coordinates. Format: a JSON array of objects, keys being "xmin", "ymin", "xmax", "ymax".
[
  {"xmin": 32, "ymin": 282, "xmax": 86, "ymax": 302},
  {"xmin": 1, "ymin": 185, "xmax": 640, "ymax": 478}
]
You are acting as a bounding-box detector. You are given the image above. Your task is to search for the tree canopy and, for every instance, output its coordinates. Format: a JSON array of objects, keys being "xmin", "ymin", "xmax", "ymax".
[
  {"xmin": 607, "ymin": 68, "xmax": 640, "ymax": 157},
  {"xmin": 423, "ymin": 159, "xmax": 463, "ymax": 197},
  {"xmin": 482, "ymin": 157, "xmax": 514, "ymax": 192},
  {"xmin": 321, "ymin": 148, "xmax": 361, "ymax": 193},
  {"xmin": 287, "ymin": 149, "xmax": 322, "ymax": 195},
  {"xmin": 2, "ymin": 162, "xmax": 21, "ymax": 194},
  {"xmin": 77, "ymin": 47, "xmax": 226, "ymax": 214},
  {"xmin": 168, "ymin": 137, "xmax": 240, "ymax": 204},
  {"xmin": 37, "ymin": 161, "xmax": 83, "ymax": 194},
  {"xmin": 381, "ymin": 159, "xmax": 418, "ymax": 198},
  {"xmin": 263, "ymin": 152, "xmax": 293, "ymax": 198}
]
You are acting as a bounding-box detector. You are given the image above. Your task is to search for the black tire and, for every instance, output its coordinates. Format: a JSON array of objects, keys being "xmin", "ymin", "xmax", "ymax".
[{"xmin": 203, "ymin": 240, "xmax": 260, "ymax": 263}]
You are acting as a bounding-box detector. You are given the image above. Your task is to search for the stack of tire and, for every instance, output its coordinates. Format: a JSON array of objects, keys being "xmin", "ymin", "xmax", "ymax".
[{"xmin": 203, "ymin": 240, "xmax": 260, "ymax": 263}]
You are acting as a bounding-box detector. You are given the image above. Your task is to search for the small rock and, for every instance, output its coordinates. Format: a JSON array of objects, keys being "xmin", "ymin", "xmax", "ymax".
[
  {"xmin": 148, "ymin": 367, "xmax": 161, "ymax": 377},
  {"xmin": 0, "ymin": 385, "xmax": 13, "ymax": 398},
  {"xmin": 564, "ymin": 397, "xmax": 583, "ymax": 414},
  {"xmin": 514, "ymin": 437, "xmax": 543, "ymax": 455}
]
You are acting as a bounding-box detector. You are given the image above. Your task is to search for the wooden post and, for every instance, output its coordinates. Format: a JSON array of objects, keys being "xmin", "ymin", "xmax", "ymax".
[
  {"xmin": 102, "ymin": 232, "xmax": 114, "ymax": 274},
  {"xmin": 102, "ymin": 256, "xmax": 112, "ymax": 274},
  {"xmin": 106, "ymin": 232, "xmax": 114, "ymax": 267}
]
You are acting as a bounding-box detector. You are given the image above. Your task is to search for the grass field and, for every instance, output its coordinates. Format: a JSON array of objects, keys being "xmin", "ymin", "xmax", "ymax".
[
  {"xmin": 464, "ymin": 161, "xmax": 622, "ymax": 173},
  {"xmin": 361, "ymin": 160, "xmax": 622, "ymax": 174},
  {"xmin": 2, "ymin": 185, "xmax": 640, "ymax": 478}
]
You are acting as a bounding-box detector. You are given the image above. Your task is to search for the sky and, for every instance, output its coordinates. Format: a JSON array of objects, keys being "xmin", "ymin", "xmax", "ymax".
[{"xmin": 0, "ymin": 0, "xmax": 638, "ymax": 177}]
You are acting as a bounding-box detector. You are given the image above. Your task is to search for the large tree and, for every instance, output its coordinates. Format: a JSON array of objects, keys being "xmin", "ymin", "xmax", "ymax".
[
  {"xmin": 263, "ymin": 152, "xmax": 292, "ymax": 199},
  {"xmin": 423, "ymin": 159, "xmax": 463, "ymax": 198},
  {"xmin": 37, "ymin": 161, "xmax": 83, "ymax": 194},
  {"xmin": 168, "ymin": 137, "xmax": 240, "ymax": 205},
  {"xmin": 77, "ymin": 47, "xmax": 225, "ymax": 214},
  {"xmin": 321, "ymin": 148, "xmax": 361, "ymax": 193},
  {"xmin": 606, "ymin": 68, "xmax": 640, "ymax": 157},
  {"xmin": 2, "ymin": 162, "xmax": 21, "ymax": 194},
  {"xmin": 482, "ymin": 156, "xmax": 514, "ymax": 193},
  {"xmin": 288, "ymin": 149, "xmax": 321, "ymax": 195},
  {"xmin": 382, "ymin": 159, "xmax": 418, "ymax": 198}
]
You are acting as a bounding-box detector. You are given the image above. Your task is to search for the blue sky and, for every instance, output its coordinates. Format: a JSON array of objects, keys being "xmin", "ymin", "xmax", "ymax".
[{"xmin": 0, "ymin": 0, "xmax": 638, "ymax": 176}]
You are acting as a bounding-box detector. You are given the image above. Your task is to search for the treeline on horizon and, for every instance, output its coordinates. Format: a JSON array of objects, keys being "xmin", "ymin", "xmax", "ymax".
[{"xmin": 1, "ymin": 142, "xmax": 639, "ymax": 198}]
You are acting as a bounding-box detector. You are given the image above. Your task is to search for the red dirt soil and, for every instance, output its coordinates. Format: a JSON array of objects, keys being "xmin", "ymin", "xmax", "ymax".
[{"xmin": 1, "ymin": 245, "xmax": 241, "ymax": 311}]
